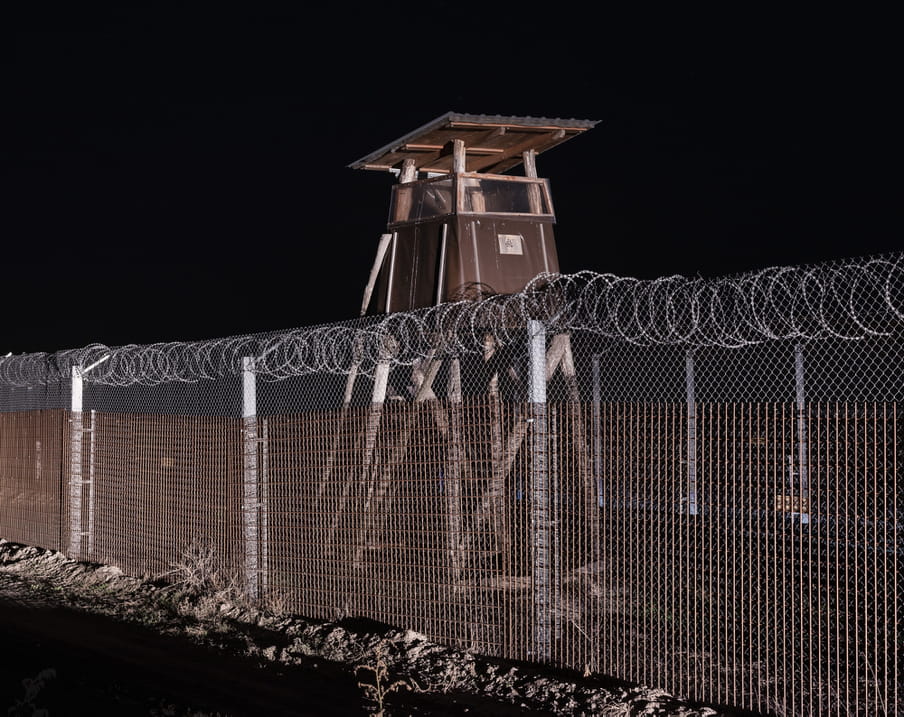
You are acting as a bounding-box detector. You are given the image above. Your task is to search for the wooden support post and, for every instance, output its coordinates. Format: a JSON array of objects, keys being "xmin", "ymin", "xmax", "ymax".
[
  {"xmin": 350, "ymin": 341, "xmax": 449, "ymax": 570},
  {"xmin": 352, "ymin": 337, "xmax": 460, "ymax": 569},
  {"xmin": 326, "ymin": 351, "xmax": 391, "ymax": 556},
  {"xmin": 528, "ymin": 319, "xmax": 552, "ymax": 661},
  {"xmin": 506, "ymin": 332, "xmax": 589, "ymax": 504},
  {"xmin": 400, "ymin": 157, "xmax": 418, "ymax": 183},
  {"xmin": 351, "ymin": 355, "xmax": 425, "ymax": 570},
  {"xmin": 483, "ymin": 333, "xmax": 509, "ymax": 553},
  {"xmin": 372, "ymin": 359, "xmax": 391, "ymax": 405},
  {"xmin": 546, "ymin": 333, "xmax": 593, "ymax": 497},
  {"xmin": 436, "ymin": 224, "xmax": 449, "ymax": 306},
  {"xmin": 506, "ymin": 412, "xmax": 530, "ymax": 501},
  {"xmin": 350, "ymin": 343, "xmax": 445, "ymax": 567},
  {"xmin": 393, "ymin": 159, "xmax": 418, "ymax": 225},
  {"xmin": 522, "ymin": 148, "xmax": 538, "ymax": 178},
  {"xmin": 358, "ymin": 233, "xmax": 394, "ymax": 320},
  {"xmin": 546, "ymin": 333, "xmax": 581, "ymax": 403},
  {"xmin": 342, "ymin": 359, "xmax": 361, "ymax": 408},
  {"xmin": 411, "ymin": 347, "xmax": 442, "ymax": 401},
  {"xmin": 385, "ymin": 237, "xmax": 399, "ymax": 313},
  {"xmin": 321, "ymin": 249, "xmax": 399, "ymax": 521},
  {"xmin": 523, "ymin": 148, "xmax": 542, "ymax": 214},
  {"xmin": 452, "ymin": 139, "xmax": 466, "ymax": 175},
  {"xmin": 242, "ymin": 356, "xmax": 260, "ymax": 599},
  {"xmin": 324, "ymin": 219, "xmax": 408, "ymax": 557}
]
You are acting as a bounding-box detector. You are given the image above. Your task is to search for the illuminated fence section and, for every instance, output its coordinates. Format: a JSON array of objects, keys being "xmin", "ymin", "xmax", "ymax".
[
  {"xmin": 81, "ymin": 413, "xmax": 244, "ymax": 577},
  {"xmin": 0, "ymin": 253, "xmax": 901, "ymax": 716},
  {"xmin": 0, "ymin": 409, "xmax": 64, "ymax": 551},
  {"xmin": 261, "ymin": 399, "xmax": 565, "ymax": 660},
  {"xmin": 591, "ymin": 401, "xmax": 900, "ymax": 714}
]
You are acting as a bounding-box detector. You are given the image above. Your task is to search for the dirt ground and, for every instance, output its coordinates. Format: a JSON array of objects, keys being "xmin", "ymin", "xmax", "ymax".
[{"xmin": 0, "ymin": 539, "xmax": 728, "ymax": 716}]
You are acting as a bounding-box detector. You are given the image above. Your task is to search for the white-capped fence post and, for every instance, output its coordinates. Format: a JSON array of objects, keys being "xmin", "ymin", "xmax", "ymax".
[
  {"xmin": 260, "ymin": 416, "xmax": 269, "ymax": 596},
  {"xmin": 794, "ymin": 344, "xmax": 810, "ymax": 524},
  {"xmin": 528, "ymin": 319, "xmax": 552, "ymax": 661},
  {"xmin": 68, "ymin": 366, "xmax": 84, "ymax": 556},
  {"xmin": 87, "ymin": 409, "xmax": 96, "ymax": 557},
  {"xmin": 685, "ymin": 349, "xmax": 699, "ymax": 516},
  {"xmin": 68, "ymin": 355, "xmax": 109, "ymax": 558},
  {"xmin": 242, "ymin": 356, "xmax": 260, "ymax": 600}
]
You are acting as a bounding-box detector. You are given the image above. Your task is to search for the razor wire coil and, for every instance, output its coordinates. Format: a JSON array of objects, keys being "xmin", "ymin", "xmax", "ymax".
[{"xmin": 1, "ymin": 252, "xmax": 901, "ymax": 387}]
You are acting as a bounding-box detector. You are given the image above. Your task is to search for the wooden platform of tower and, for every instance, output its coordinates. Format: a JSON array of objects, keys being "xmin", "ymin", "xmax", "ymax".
[{"xmin": 323, "ymin": 113, "xmax": 599, "ymax": 642}]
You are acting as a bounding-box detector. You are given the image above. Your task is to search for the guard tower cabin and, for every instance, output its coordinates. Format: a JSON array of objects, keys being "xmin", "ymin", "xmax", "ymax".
[{"xmin": 350, "ymin": 112, "xmax": 598, "ymax": 313}]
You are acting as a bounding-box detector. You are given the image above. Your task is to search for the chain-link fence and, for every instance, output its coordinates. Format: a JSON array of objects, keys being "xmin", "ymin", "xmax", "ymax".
[{"xmin": 1, "ymin": 252, "xmax": 901, "ymax": 715}]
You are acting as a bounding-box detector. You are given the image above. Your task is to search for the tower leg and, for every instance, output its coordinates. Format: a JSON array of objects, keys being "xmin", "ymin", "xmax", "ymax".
[
  {"xmin": 351, "ymin": 337, "xmax": 446, "ymax": 570},
  {"xmin": 324, "ymin": 356, "xmax": 390, "ymax": 555},
  {"xmin": 318, "ymin": 232, "xmax": 394, "ymax": 520},
  {"xmin": 483, "ymin": 333, "xmax": 510, "ymax": 554}
]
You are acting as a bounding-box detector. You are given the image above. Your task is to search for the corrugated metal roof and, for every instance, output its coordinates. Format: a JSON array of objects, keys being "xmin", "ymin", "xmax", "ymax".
[{"xmin": 349, "ymin": 111, "xmax": 599, "ymax": 175}]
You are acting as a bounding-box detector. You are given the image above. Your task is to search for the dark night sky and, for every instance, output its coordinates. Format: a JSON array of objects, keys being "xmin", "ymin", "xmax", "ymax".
[{"xmin": 3, "ymin": 5, "xmax": 900, "ymax": 354}]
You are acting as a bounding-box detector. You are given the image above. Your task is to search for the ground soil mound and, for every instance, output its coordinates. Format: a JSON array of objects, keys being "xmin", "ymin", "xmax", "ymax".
[{"xmin": 0, "ymin": 539, "xmax": 724, "ymax": 715}]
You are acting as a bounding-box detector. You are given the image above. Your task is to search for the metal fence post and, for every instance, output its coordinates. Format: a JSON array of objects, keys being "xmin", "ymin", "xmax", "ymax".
[
  {"xmin": 68, "ymin": 355, "xmax": 109, "ymax": 558},
  {"xmin": 592, "ymin": 354, "xmax": 603, "ymax": 508},
  {"xmin": 528, "ymin": 318, "xmax": 551, "ymax": 661},
  {"xmin": 68, "ymin": 366, "xmax": 84, "ymax": 556},
  {"xmin": 242, "ymin": 356, "xmax": 260, "ymax": 600},
  {"xmin": 87, "ymin": 409, "xmax": 96, "ymax": 557},
  {"xmin": 794, "ymin": 344, "xmax": 809, "ymax": 524},
  {"xmin": 685, "ymin": 349, "xmax": 699, "ymax": 516},
  {"xmin": 260, "ymin": 416, "xmax": 269, "ymax": 596}
]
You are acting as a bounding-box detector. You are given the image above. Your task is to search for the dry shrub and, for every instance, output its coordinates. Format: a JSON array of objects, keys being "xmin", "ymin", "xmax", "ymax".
[
  {"xmin": 157, "ymin": 543, "xmax": 247, "ymax": 619},
  {"xmin": 356, "ymin": 642, "xmax": 410, "ymax": 716},
  {"xmin": 165, "ymin": 543, "xmax": 229, "ymax": 594}
]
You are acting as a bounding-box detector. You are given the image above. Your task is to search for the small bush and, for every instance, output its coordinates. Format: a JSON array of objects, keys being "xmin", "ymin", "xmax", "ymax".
[{"xmin": 356, "ymin": 642, "xmax": 410, "ymax": 716}]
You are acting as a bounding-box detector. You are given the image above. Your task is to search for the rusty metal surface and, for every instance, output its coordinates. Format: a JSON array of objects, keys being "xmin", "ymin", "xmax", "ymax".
[{"xmin": 375, "ymin": 217, "xmax": 560, "ymax": 313}]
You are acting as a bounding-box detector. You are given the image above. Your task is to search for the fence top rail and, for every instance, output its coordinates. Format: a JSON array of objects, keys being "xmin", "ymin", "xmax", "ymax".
[{"xmin": 1, "ymin": 252, "xmax": 901, "ymax": 388}]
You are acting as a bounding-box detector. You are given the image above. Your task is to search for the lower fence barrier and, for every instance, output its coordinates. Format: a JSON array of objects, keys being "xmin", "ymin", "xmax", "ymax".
[
  {"xmin": 0, "ymin": 398, "xmax": 899, "ymax": 715},
  {"xmin": 2, "ymin": 255, "xmax": 902, "ymax": 715}
]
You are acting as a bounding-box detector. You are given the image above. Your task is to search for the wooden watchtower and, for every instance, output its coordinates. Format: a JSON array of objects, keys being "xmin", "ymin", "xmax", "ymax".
[
  {"xmin": 349, "ymin": 112, "xmax": 598, "ymax": 313},
  {"xmin": 330, "ymin": 114, "xmax": 600, "ymax": 660}
]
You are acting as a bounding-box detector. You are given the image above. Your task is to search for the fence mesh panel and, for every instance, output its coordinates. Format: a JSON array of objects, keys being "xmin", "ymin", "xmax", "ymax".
[
  {"xmin": 1, "ymin": 251, "xmax": 901, "ymax": 715},
  {"xmin": 0, "ymin": 409, "xmax": 64, "ymax": 551}
]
